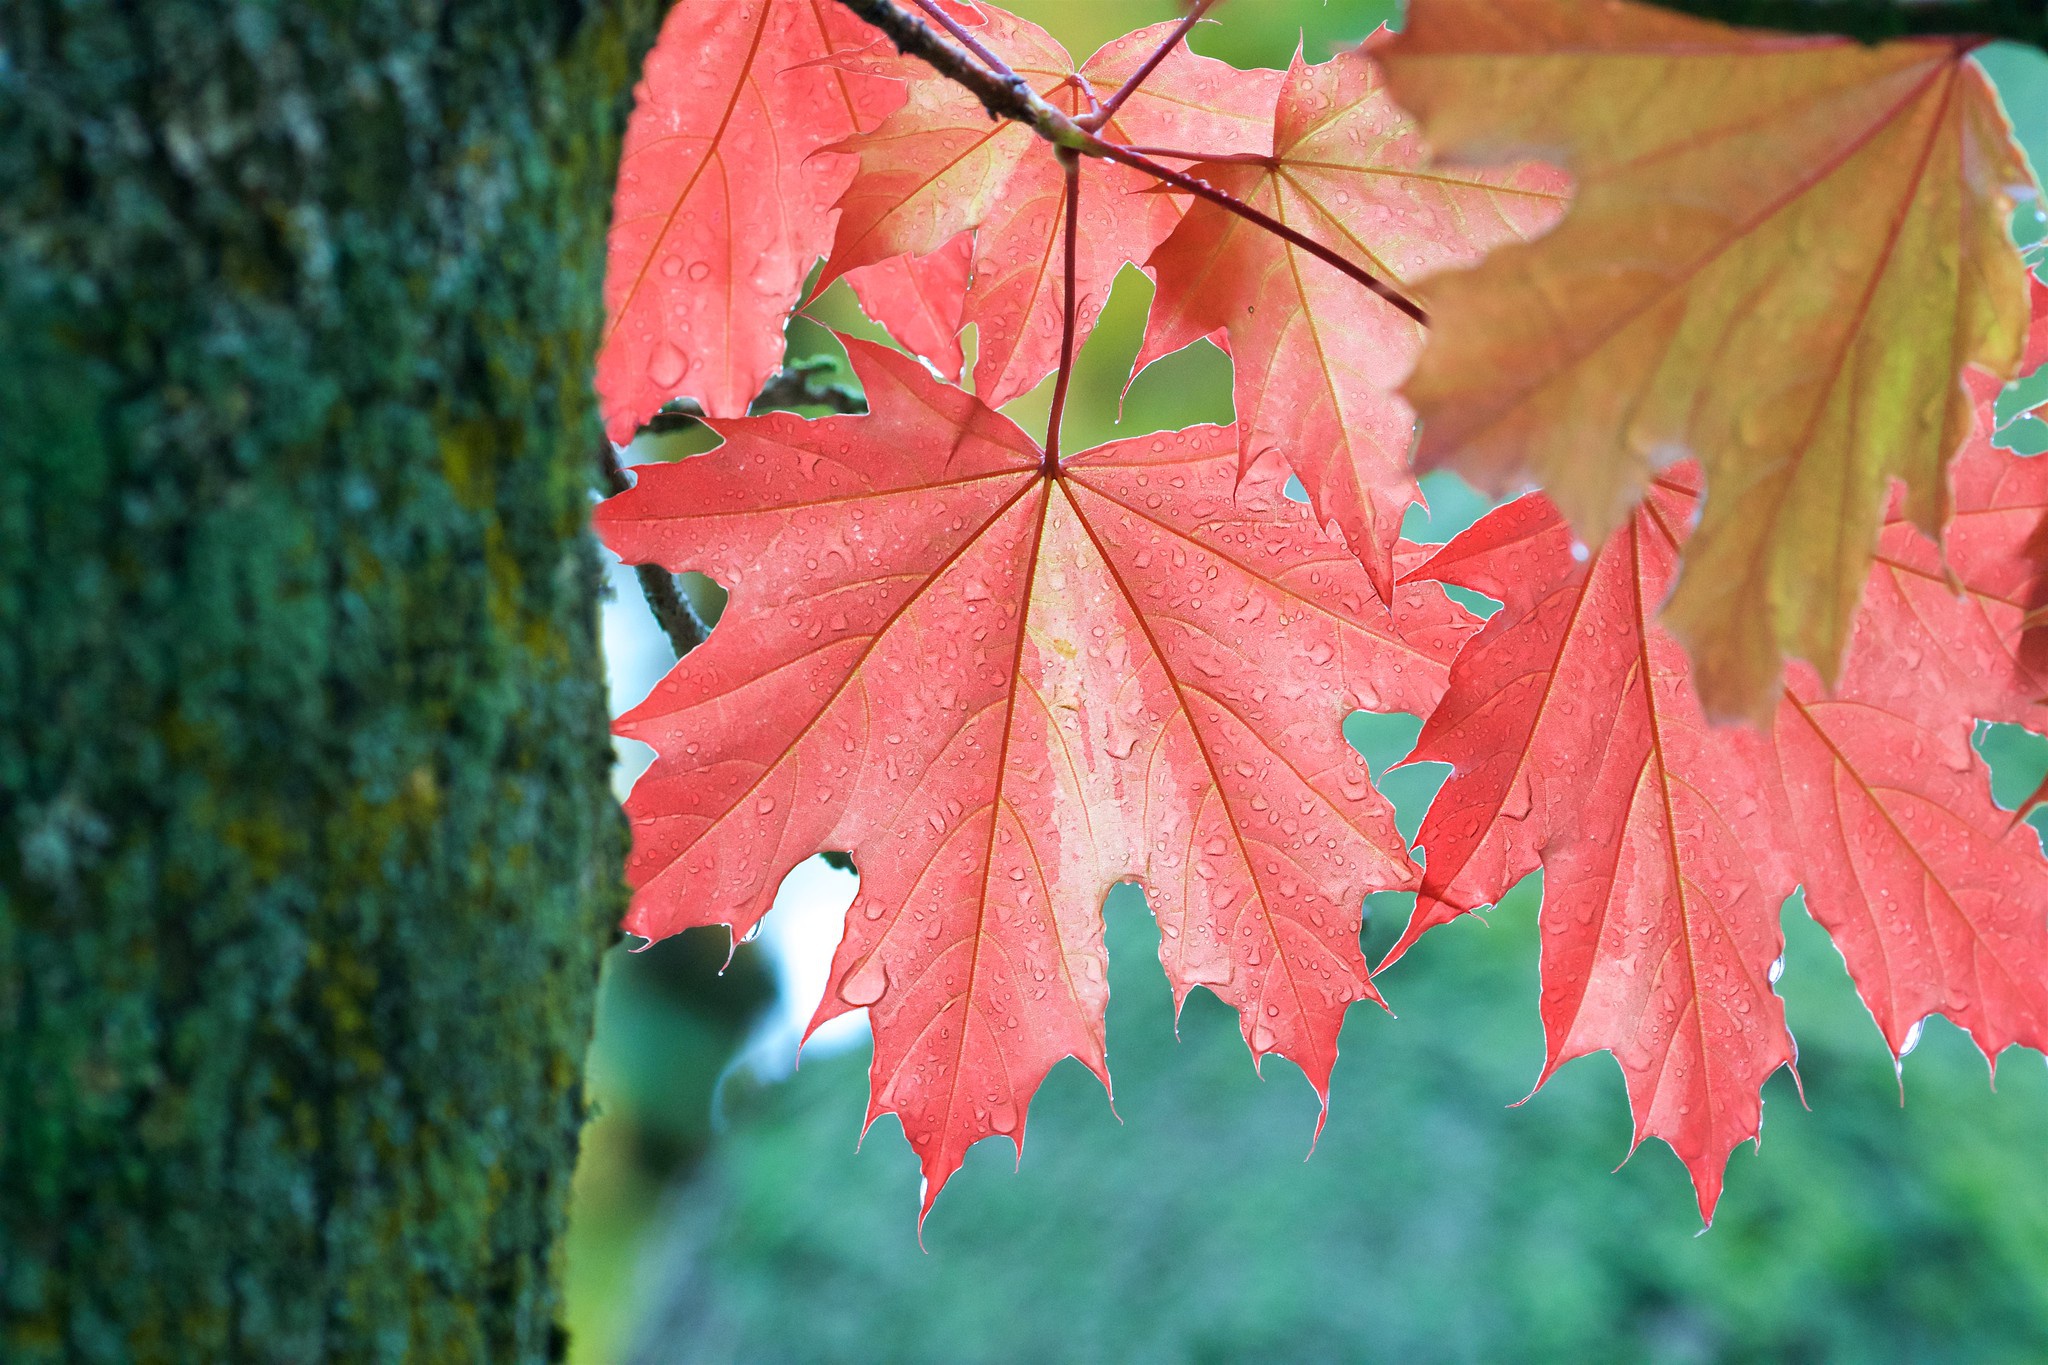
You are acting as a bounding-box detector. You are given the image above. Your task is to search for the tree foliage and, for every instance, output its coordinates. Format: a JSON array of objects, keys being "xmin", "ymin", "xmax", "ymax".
[{"xmin": 595, "ymin": 0, "xmax": 2048, "ymax": 1219}]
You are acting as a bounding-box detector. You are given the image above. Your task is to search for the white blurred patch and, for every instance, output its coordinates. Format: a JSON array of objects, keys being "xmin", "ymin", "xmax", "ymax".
[
  {"xmin": 603, "ymin": 553, "xmax": 674, "ymax": 799},
  {"xmin": 737, "ymin": 856, "xmax": 870, "ymax": 1078},
  {"xmin": 604, "ymin": 550, "xmax": 870, "ymax": 1078}
]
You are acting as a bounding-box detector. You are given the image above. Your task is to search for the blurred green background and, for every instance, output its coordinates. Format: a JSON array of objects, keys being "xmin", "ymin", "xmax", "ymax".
[{"xmin": 567, "ymin": 4, "xmax": 2048, "ymax": 1361}]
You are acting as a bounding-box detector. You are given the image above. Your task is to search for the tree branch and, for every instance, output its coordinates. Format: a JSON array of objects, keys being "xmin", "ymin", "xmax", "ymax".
[
  {"xmin": 833, "ymin": 0, "xmax": 1098, "ymax": 145},
  {"xmin": 596, "ymin": 440, "xmax": 710, "ymax": 658},
  {"xmin": 1643, "ymin": 0, "xmax": 2045, "ymax": 47},
  {"xmin": 830, "ymin": 0, "xmax": 1426, "ymax": 322},
  {"xmin": 598, "ymin": 363, "xmax": 867, "ymax": 658},
  {"xmin": 644, "ymin": 360, "xmax": 865, "ymax": 435}
]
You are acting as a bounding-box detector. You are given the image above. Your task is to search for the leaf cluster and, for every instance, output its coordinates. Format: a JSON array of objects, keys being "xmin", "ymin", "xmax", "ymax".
[{"xmin": 594, "ymin": 0, "xmax": 2048, "ymax": 1220}]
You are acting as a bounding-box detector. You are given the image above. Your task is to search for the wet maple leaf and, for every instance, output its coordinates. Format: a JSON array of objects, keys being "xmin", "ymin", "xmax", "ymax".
[
  {"xmin": 596, "ymin": 338, "xmax": 1477, "ymax": 1216},
  {"xmin": 820, "ymin": 5, "xmax": 1282, "ymax": 409},
  {"xmin": 1388, "ymin": 329, "xmax": 2048, "ymax": 1216},
  {"xmin": 1138, "ymin": 40, "xmax": 1566, "ymax": 597},
  {"xmin": 1380, "ymin": 0, "xmax": 2039, "ymax": 719},
  {"xmin": 1391, "ymin": 482, "xmax": 1794, "ymax": 1220},
  {"xmin": 844, "ymin": 232, "xmax": 974, "ymax": 383},
  {"xmin": 596, "ymin": 0, "xmax": 899, "ymax": 440}
]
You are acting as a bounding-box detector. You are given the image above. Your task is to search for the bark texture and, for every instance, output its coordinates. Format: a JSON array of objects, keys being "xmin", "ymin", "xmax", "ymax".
[
  {"xmin": 1644, "ymin": 0, "xmax": 2047, "ymax": 45},
  {"xmin": 0, "ymin": 0, "xmax": 661, "ymax": 1358}
]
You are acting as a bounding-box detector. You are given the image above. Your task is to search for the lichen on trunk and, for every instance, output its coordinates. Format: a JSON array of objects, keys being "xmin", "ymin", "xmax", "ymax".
[{"xmin": 0, "ymin": 0, "xmax": 662, "ymax": 1359}]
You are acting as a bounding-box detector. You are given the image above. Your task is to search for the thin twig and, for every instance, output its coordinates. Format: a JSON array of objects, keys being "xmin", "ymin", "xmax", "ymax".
[
  {"xmin": 645, "ymin": 361, "xmax": 865, "ymax": 435},
  {"xmin": 911, "ymin": 0, "xmax": 1016, "ymax": 80},
  {"xmin": 1098, "ymin": 145, "xmax": 1430, "ymax": 326},
  {"xmin": 839, "ymin": 0, "xmax": 1085, "ymax": 136},
  {"xmin": 601, "ymin": 364, "xmax": 866, "ymax": 657},
  {"xmin": 752, "ymin": 362, "xmax": 867, "ymax": 416},
  {"xmin": 831, "ymin": 0, "xmax": 1427, "ymax": 324},
  {"xmin": 1044, "ymin": 149, "xmax": 1081, "ymax": 471},
  {"xmin": 596, "ymin": 440, "xmax": 711, "ymax": 657},
  {"xmin": 1083, "ymin": 0, "xmax": 1219, "ymax": 131}
]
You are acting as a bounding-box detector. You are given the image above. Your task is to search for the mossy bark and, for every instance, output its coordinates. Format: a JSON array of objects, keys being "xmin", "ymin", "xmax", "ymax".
[{"xmin": 0, "ymin": 0, "xmax": 662, "ymax": 1358}]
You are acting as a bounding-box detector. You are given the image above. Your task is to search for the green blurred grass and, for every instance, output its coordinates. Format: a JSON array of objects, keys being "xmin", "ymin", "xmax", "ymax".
[{"xmin": 631, "ymin": 873, "xmax": 2048, "ymax": 1364}]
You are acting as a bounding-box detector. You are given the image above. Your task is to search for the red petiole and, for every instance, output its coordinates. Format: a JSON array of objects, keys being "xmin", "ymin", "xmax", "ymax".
[
  {"xmin": 911, "ymin": 0, "xmax": 1015, "ymax": 82},
  {"xmin": 842, "ymin": 0, "xmax": 1428, "ymax": 327},
  {"xmin": 1082, "ymin": 0, "xmax": 1219, "ymax": 131},
  {"xmin": 1043, "ymin": 149, "xmax": 1081, "ymax": 473},
  {"xmin": 1099, "ymin": 145, "xmax": 1430, "ymax": 326}
]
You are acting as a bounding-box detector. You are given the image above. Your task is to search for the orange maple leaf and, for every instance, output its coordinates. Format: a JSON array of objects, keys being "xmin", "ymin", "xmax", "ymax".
[
  {"xmin": 1137, "ymin": 40, "xmax": 1566, "ymax": 600},
  {"xmin": 1381, "ymin": 0, "xmax": 2039, "ymax": 719}
]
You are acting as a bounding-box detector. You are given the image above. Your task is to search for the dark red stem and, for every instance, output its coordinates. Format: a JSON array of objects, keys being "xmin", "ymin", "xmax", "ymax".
[
  {"xmin": 912, "ymin": 0, "xmax": 1015, "ymax": 82},
  {"xmin": 1117, "ymin": 146, "xmax": 1271, "ymax": 164},
  {"xmin": 832, "ymin": 0, "xmax": 1426, "ymax": 326},
  {"xmin": 596, "ymin": 441, "xmax": 710, "ymax": 655},
  {"xmin": 1082, "ymin": 0, "xmax": 1219, "ymax": 131},
  {"xmin": 1044, "ymin": 149, "xmax": 1081, "ymax": 473},
  {"xmin": 1098, "ymin": 144, "xmax": 1430, "ymax": 326}
]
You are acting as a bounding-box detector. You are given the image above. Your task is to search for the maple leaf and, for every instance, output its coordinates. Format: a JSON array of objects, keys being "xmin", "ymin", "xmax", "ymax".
[
  {"xmin": 1388, "ymin": 327, "xmax": 2048, "ymax": 1215},
  {"xmin": 844, "ymin": 232, "xmax": 974, "ymax": 383},
  {"xmin": 819, "ymin": 5, "xmax": 1282, "ymax": 410},
  {"xmin": 1380, "ymin": 0, "xmax": 2039, "ymax": 719},
  {"xmin": 596, "ymin": 338, "xmax": 1477, "ymax": 1216},
  {"xmin": 1137, "ymin": 40, "xmax": 1567, "ymax": 597},
  {"xmin": 1392, "ymin": 483, "xmax": 1795, "ymax": 1219},
  {"xmin": 596, "ymin": 0, "xmax": 899, "ymax": 440},
  {"xmin": 1853, "ymin": 371, "xmax": 2048, "ymax": 732}
]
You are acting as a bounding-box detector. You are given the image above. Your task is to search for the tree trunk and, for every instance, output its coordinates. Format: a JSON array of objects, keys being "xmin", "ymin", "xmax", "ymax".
[{"xmin": 0, "ymin": 0, "xmax": 661, "ymax": 1358}]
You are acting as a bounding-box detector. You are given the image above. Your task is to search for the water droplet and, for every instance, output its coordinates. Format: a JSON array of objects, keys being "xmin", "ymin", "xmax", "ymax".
[
  {"xmin": 648, "ymin": 341, "xmax": 688, "ymax": 389},
  {"xmin": 1899, "ymin": 1017, "xmax": 1926, "ymax": 1057},
  {"xmin": 841, "ymin": 953, "xmax": 888, "ymax": 1007},
  {"xmin": 1501, "ymin": 771, "xmax": 1532, "ymax": 821}
]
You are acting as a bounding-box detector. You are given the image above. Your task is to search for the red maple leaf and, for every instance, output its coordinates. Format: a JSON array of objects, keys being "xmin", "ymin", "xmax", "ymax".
[
  {"xmin": 818, "ymin": 5, "xmax": 1282, "ymax": 409},
  {"xmin": 596, "ymin": 0, "xmax": 899, "ymax": 440},
  {"xmin": 1387, "ymin": 324, "xmax": 2048, "ymax": 1215},
  {"xmin": 844, "ymin": 232, "xmax": 974, "ymax": 383},
  {"xmin": 1136, "ymin": 39, "xmax": 1568, "ymax": 597},
  {"xmin": 596, "ymin": 338, "xmax": 1476, "ymax": 1216}
]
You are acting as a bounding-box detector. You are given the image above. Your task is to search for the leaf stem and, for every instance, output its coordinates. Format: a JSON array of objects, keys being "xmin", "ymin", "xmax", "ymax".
[
  {"xmin": 1117, "ymin": 146, "xmax": 1273, "ymax": 163},
  {"xmin": 827, "ymin": 1, "xmax": 1425, "ymax": 325},
  {"xmin": 1082, "ymin": 0, "xmax": 1220, "ymax": 131},
  {"xmin": 910, "ymin": 0, "xmax": 1016, "ymax": 83},
  {"xmin": 2011, "ymin": 770, "xmax": 2048, "ymax": 832},
  {"xmin": 1097, "ymin": 145, "xmax": 1430, "ymax": 326},
  {"xmin": 1045, "ymin": 149, "xmax": 1081, "ymax": 473},
  {"xmin": 831, "ymin": 0, "xmax": 1427, "ymax": 325}
]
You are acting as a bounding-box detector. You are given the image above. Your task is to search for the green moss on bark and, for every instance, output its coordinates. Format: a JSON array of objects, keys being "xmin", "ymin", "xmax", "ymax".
[{"xmin": 0, "ymin": 0, "xmax": 662, "ymax": 1358}]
